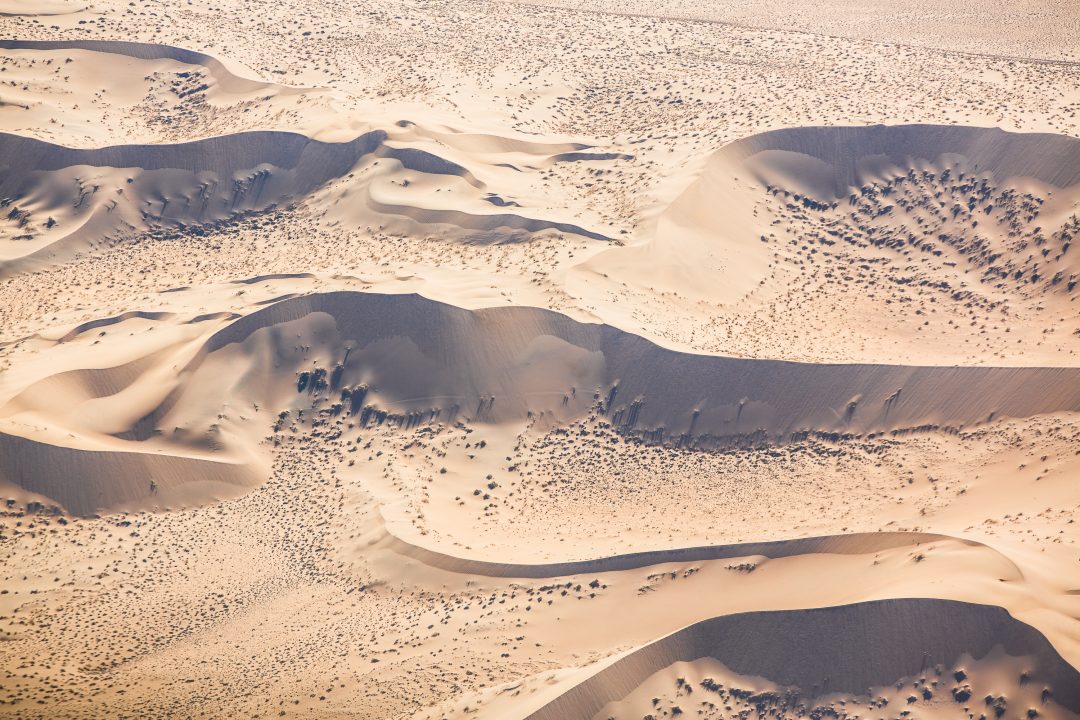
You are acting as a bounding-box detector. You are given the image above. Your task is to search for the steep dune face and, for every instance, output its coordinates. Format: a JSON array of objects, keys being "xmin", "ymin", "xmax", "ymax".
[
  {"xmin": 0, "ymin": 131, "xmax": 385, "ymax": 274},
  {"xmin": 0, "ymin": 40, "xmax": 337, "ymax": 150},
  {"xmin": 189, "ymin": 291, "xmax": 1080, "ymax": 444},
  {"xmin": 0, "ymin": 330, "xmax": 265, "ymax": 515},
  {"xmin": 0, "ymin": 126, "xmax": 616, "ymax": 275},
  {"xmin": 41, "ymin": 291, "xmax": 1071, "ymax": 475},
  {"xmin": 0, "ymin": 130, "xmax": 380, "ymax": 178},
  {"xmin": 527, "ymin": 599, "xmax": 1080, "ymax": 720},
  {"xmin": 719, "ymin": 124, "xmax": 1080, "ymax": 195},
  {"xmin": 319, "ymin": 123, "xmax": 621, "ymax": 244}
]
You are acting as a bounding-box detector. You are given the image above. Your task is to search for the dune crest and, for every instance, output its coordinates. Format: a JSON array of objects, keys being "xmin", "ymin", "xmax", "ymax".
[
  {"xmin": 0, "ymin": 126, "xmax": 618, "ymax": 276},
  {"xmin": 199, "ymin": 291, "xmax": 1080, "ymax": 443}
]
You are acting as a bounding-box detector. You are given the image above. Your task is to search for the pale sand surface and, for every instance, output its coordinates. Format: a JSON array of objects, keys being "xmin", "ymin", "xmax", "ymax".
[{"xmin": 1, "ymin": 0, "xmax": 1080, "ymax": 718}]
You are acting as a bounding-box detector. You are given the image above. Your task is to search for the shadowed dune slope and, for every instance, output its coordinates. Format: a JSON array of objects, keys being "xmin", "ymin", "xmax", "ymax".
[
  {"xmin": 380, "ymin": 529, "xmax": 969, "ymax": 578},
  {"xmin": 527, "ymin": 599, "xmax": 1080, "ymax": 720},
  {"xmin": 4, "ymin": 291, "xmax": 1079, "ymax": 515},
  {"xmin": 0, "ymin": 129, "xmax": 383, "ymax": 182},
  {"xmin": 0, "ymin": 430, "xmax": 259, "ymax": 516},
  {"xmin": 0, "ymin": 127, "xmax": 612, "ymax": 274},
  {"xmin": 200, "ymin": 292, "xmax": 1080, "ymax": 444},
  {"xmin": 362, "ymin": 197, "xmax": 613, "ymax": 241},
  {"xmin": 0, "ymin": 130, "xmax": 385, "ymax": 273},
  {"xmin": 588, "ymin": 124, "xmax": 1080, "ymax": 321}
]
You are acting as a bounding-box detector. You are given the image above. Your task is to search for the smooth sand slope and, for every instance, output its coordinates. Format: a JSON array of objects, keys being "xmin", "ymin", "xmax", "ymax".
[
  {"xmin": 0, "ymin": 130, "xmax": 382, "ymax": 272},
  {"xmin": 527, "ymin": 599, "xmax": 1080, "ymax": 720},
  {"xmin": 194, "ymin": 291, "xmax": 1080, "ymax": 443},
  {"xmin": 583, "ymin": 124, "xmax": 1080, "ymax": 364}
]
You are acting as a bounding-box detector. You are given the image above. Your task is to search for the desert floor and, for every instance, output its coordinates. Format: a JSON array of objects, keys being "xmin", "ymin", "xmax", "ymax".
[{"xmin": 1, "ymin": 0, "xmax": 1079, "ymax": 718}]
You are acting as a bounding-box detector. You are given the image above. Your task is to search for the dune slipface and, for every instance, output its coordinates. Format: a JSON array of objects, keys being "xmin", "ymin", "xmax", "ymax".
[
  {"xmin": 2, "ymin": 2, "xmax": 1080, "ymax": 717},
  {"xmin": 0, "ymin": 127, "xmax": 614, "ymax": 276},
  {"xmin": 0, "ymin": 130, "xmax": 385, "ymax": 273},
  {"xmin": 194, "ymin": 292, "xmax": 1080, "ymax": 444},
  {"xmin": 526, "ymin": 599, "xmax": 1080, "ymax": 720},
  {"xmin": 0, "ymin": 430, "xmax": 260, "ymax": 516},
  {"xmin": 377, "ymin": 528, "xmax": 974, "ymax": 577}
]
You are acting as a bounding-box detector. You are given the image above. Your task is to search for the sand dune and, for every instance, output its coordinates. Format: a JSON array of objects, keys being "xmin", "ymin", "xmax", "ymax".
[
  {"xmin": 527, "ymin": 599, "xmax": 1080, "ymax": 720},
  {"xmin": 0, "ymin": 39, "xmax": 278, "ymax": 95},
  {"xmin": 0, "ymin": 39, "xmax": 340, "ymax": 149},
  {"xmin": 0, "ymin": 125, "xmax": 616, "ymax": 275},
  {"xmin": 0, "ymin": 130, "xmax": 383, "ymax": 272},
  {"xmin": 499, "ymin": 0, "xmax": 1080, "ymax": 61},
  {"xmin": 719, "ymin": 124, "xmax": 1080, "ymax": 192},
  {"xmin": 380, "ymin": 528, "xmax": 970, "ymax": 578},
  {"xmin": 0, "ymin": 428, "xmax": 259, "ymax": 515},
  {"xmin": 3, "ymin": 1, "xmax": 1079, "ymax": 717},
  {"xmin": 583, "ymin": 124, "xmax": 1080, "ymax": 364},
  {"xmin": 594, "ymin": 124, "xmax": 1080, "ymax": 302},
  {"xmin": 197, "ymin": 291, "xmax": 1079, "ymax": 444},
  {"xmin": 4, "ymin": 290, "xmax": 1077, "ymax": 514}
]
